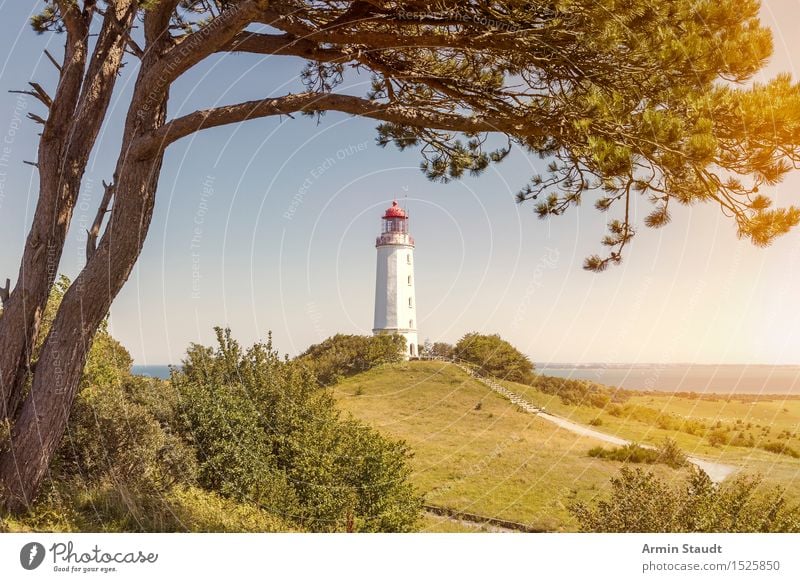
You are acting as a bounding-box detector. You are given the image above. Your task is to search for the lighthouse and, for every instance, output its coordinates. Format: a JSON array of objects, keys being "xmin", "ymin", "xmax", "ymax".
[{"xmin": 373, "ymin": 200, "xmax": 418, "ymax": 358}]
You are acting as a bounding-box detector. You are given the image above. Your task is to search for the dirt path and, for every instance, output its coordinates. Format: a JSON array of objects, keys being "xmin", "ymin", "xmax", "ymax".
[
  {"xmin": 442, "ymin": 360, "xmax": 738, "ymax": 483},
  {"xmin": 537, "ymin": 412, "xmax": 737, "ymax": 482}
]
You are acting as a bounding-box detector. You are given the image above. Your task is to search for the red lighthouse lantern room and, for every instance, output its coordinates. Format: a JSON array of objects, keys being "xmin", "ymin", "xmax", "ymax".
[{"xmin": 382, "ymin": 200, "xmax": 408, "ymax": 234}]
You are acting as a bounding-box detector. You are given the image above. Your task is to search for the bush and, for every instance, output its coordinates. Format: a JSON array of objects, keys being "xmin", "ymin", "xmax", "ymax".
[
  {"xmin": 572, "ymin": 467, "xmax": 800, "ymax": 532},
  {"xmin": 588, "ymin": 439, "xmax": 687, "ymax": 469},
  {"xmin": 173, "ymin": 328, "xmax": 422, "ymax": 532},
  {"xmin": 424, "ymin": 342, "xmax": 455, "ymax": 359},
  {"xmin": 761, "ymin": 441, "xmax": 800, "ymax": 458},
  {"xmin": 8, "ymin": 282, "xmax": 422, "ymax": 532},
  {"xmin": 707, "ymin": 428, "xmax": 730, "ymax": 447},
  {"xmin": 298, "ymin": 333, "xmax": 406, "ymax": 386},
  {"xmin": 656, "ymin": 438, "xmax": 688, "ymax": 469},
  {"xmin": 4, "ymin": 484, "xmax": 292, "ymax": 533},
  {"xmin": 532, "ymin": 374, "xmax": 624, "ymax": 407},
  {"xmin": 58, "ymin": 379, "xmax": 198, "ymax": 493},
  {"xmin": 454, "ymin": 333, "xmax": 535, "ymax": 384},
  {"xmin": 589, "ymin": 443, "xmax": 661, "ymax": 464}
]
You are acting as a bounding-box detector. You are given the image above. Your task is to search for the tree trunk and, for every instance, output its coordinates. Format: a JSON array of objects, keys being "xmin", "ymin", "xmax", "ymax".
[
  {"xmin": 0, "ymin": 47, "xmax": 168, "ymax": 512},
  {"xmin": 0, "ymin": 3, "xmax": 134, "ymax": 424},
  {"xmin": 0, "ymin": 34, "xmax": 86, "ymax": 425}
]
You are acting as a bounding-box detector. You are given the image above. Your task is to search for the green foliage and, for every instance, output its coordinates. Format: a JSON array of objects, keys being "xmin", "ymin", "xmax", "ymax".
[
  {"xmin": 572, "ymin": 467, "xmax": 800, "ymax": 532},
  {"xmin": 455, "ymin": 333, "xmax": 535, "ymax": 384},
  {"xmin": 589, "ymin": 443, "xmax": 660, "ymax": 464},
  {"xmin": 1, "ymin": 484, "xmax": 292, "ymax": 533},
  {"xmin": 707, "ymin": 427, "xmax": 731, "ymax": 447},
  {"xmin": 588, "ymin": 439, "xmax": 687, "ymax": 469},
  {"xmin": 6, "ymin": 283, "xmax": 420, "ymax": 532},
  {"xmin": 30, "ymin": 2, "xmax": 62, "ymax": 34},
  {"xmin": 173, "ymin": 328, "xmax": 422, "ymax": 532},
  {"xmin": 58, "ymin": 378, "xmax": 197, "ymax": 493},
  {"xmin": 298, "ymin": 333, "xmax": 406, "ymax": 386},
  {"xmin": 424, "ymin": 341, "xmax": 456, "ymax": 360},
  {"xmin": 657, "ymin": 438, "xmax": 689, "ymax": 468},
  {"xmin": 532, "ymin": 374, "xmax": 623, "ymax": 407},
  {"xmin": 761, "ymin": 441, "xmax": 800, "ymax": 459}
]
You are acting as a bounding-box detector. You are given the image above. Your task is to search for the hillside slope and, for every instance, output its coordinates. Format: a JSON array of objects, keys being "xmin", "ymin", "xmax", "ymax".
[
  {"xmin": 333, "ymin": 361, "xmax": 689, "ymax": 531},
  {"xmin": 498, "ymin": 377, "xmax": 800, "ymax": 498}
]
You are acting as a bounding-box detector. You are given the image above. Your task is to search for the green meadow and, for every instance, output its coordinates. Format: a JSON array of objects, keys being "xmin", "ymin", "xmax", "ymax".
[
  {"xmin": 334, "ymin": 361, "xmax": 800, "ymax": 531},
  {"xmin": 333, "ymin": 361, "xmax": 693, "ymax": 531}
]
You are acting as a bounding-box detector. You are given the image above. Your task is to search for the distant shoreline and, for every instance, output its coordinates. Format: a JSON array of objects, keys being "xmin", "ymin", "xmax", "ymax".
[
  {"xmin": 539, "ymin": 364, "xmax": 800, "ymax": 395},
  {"xmin": 133, "ymin": 362, "xmax": 800, "ymax": 396}
]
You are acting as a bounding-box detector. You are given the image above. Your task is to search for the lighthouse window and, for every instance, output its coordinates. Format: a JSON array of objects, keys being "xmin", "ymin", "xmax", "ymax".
[
  {"xmin": 408, "ymin": 297, "xmax": 413, "ymax": 308},
  {"xmin": 406, "ymin": 254, "xmax": 411, "ymax": 264},
  {"xmin": 407, "ymin": 275, "xmax": 412, "ymax": 286},
  {"xmin": 409, "ymin": 319, "xmax": 413, "ymax": 328}
]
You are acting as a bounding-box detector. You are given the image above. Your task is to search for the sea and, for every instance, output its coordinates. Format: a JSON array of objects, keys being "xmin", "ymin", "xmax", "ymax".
[
  {"xmin": 131, "ymin": 364, "xmax": 174, "ymax": 380},
  {"xmin": 132, "ymin": 363, "xmax": 800, "ymax": 394},
  {"xmin": 538, "ymin": 365, "xmax": 800, "ymax": 395}
]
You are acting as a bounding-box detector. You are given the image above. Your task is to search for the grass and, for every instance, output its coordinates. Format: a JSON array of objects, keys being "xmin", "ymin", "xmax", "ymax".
[
  {"xmin": 498, "ymin": 376, "xmax": 800, "ymax": 499},
  {"xmin": 1, "ymin": 484, "xmax": 293, "ymax": 533},
  {"xmin": 333, "ymin": 361, "xmax": 689, "ymax": 531}
]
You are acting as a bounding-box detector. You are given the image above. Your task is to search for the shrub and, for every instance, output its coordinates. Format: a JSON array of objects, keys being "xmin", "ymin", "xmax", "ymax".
[
  {"xmin": 588, "ymin": 439, "xmax": 687, "ymax": 469},
  {"xmin": 572, "ymin": 468, "xmax": 800, "ymax": 532},
  {"xmin": 173, "ymin": 328, "xmax": 422, "ymax": 532},
  {"xmin": 59, "ymin": 379, "xmax": 198, "ymax": 493},
  {"xmin": 707, "ymin": 428, "xmax": 730, "ymax": 447},
  {"xmin": 589, "ymin": 443, "xmax": 660, "ymax": 464},
  {"xmin": 655, "ymin": 438, "xmax": 688, "ymax": 469},
  {"xmin": 454, "ymin": 333, "xmax": 535, "ymax": 384},
  {"xmin": 298, "ymin": 333, "xmax": 406, "ymax": 386},
  {"xmin": 531, "ymin": 374, "xmax": 624, "ymax": 408},
  {"xmin": 425, "ymin": 342, "xmax": 456, "ymax": 359},
  {"xmin": 588, "ymin": 418, "xmax": 603, "ymax": 426},
  {"xmin": 761, "ymin": 441, "xmax": 800, "ymax": 458}
]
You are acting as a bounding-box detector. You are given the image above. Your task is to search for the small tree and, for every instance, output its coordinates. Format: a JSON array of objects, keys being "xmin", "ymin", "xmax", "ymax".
[{"xmin": 455, "ymin": 333, "xmax": 535, "ymax": 384}]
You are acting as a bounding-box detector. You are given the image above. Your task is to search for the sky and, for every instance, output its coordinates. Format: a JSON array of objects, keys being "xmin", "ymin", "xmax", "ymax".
[{"xmin": 2, "ymin": 1, "xmax": 800, "ymax": 365}]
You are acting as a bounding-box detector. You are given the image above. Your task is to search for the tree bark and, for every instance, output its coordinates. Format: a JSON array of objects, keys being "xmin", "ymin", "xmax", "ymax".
[
  {"xmin": 0, "ymin": 12, "xmax": 169, "ymax": 512},
  {"xmin": 0, "ymin": 155, "xmax": 164, "ymax": 512},
  {"xmin": 0, "ymin": 3, "xmax": 135, "ymax": 424}
]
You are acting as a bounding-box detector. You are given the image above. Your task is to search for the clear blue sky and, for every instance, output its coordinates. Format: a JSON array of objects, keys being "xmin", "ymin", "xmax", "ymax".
[{"xmin": 2, "ymin": 1, "xmax": 800, "ymax": 365}]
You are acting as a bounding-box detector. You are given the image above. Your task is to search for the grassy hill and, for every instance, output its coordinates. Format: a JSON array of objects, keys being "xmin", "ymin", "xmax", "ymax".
[
  {"xmin": 333, "ymin": 361, "xmax": 690, "ymax": 532},
  {"xmin": 499, "ymin": 378, "xmax": 800, "ymax": 495},
  {"xmin": 334, "ymin": 361, "xmax": 800, "ymax": 532}
]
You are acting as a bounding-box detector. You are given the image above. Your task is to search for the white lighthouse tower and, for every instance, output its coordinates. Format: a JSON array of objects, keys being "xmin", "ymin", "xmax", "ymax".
[{"xmin": 373, "ymin": 200, "xmax": 418, "ymax": 358}]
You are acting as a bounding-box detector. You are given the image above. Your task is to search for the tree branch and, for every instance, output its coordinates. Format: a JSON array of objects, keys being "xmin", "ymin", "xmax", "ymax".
[
  {"xmin": 9, "ymin": 83, "xmax": 53, "ymax": 108},
  {"xmin": 220, "ymin": 32, "xmax": 348, "ymax": 63},
  {"xmin": 43, "ymin": 49, "xmax": 62, "ymax": 73},
  {"xmin": 134, "ymin": 92, "xmax": 529, "ymax": 158},
  {"xmin": 86, "ymin": 180, "xmax": 114, "ymax": 262},
  {"xmin": 65, "ymin": 1, "xmax": 137, "ymax": 165},
  {"xmin": 144, "ymin": 0, "xmax": 263, "ymax": 86},
  {"xmin": 144, "ymin": 0, "xmax": 182, "ymax": 45},
  {"xmin": 54, "ymin": 0, "xmax": 87, "ymax": 37}
]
